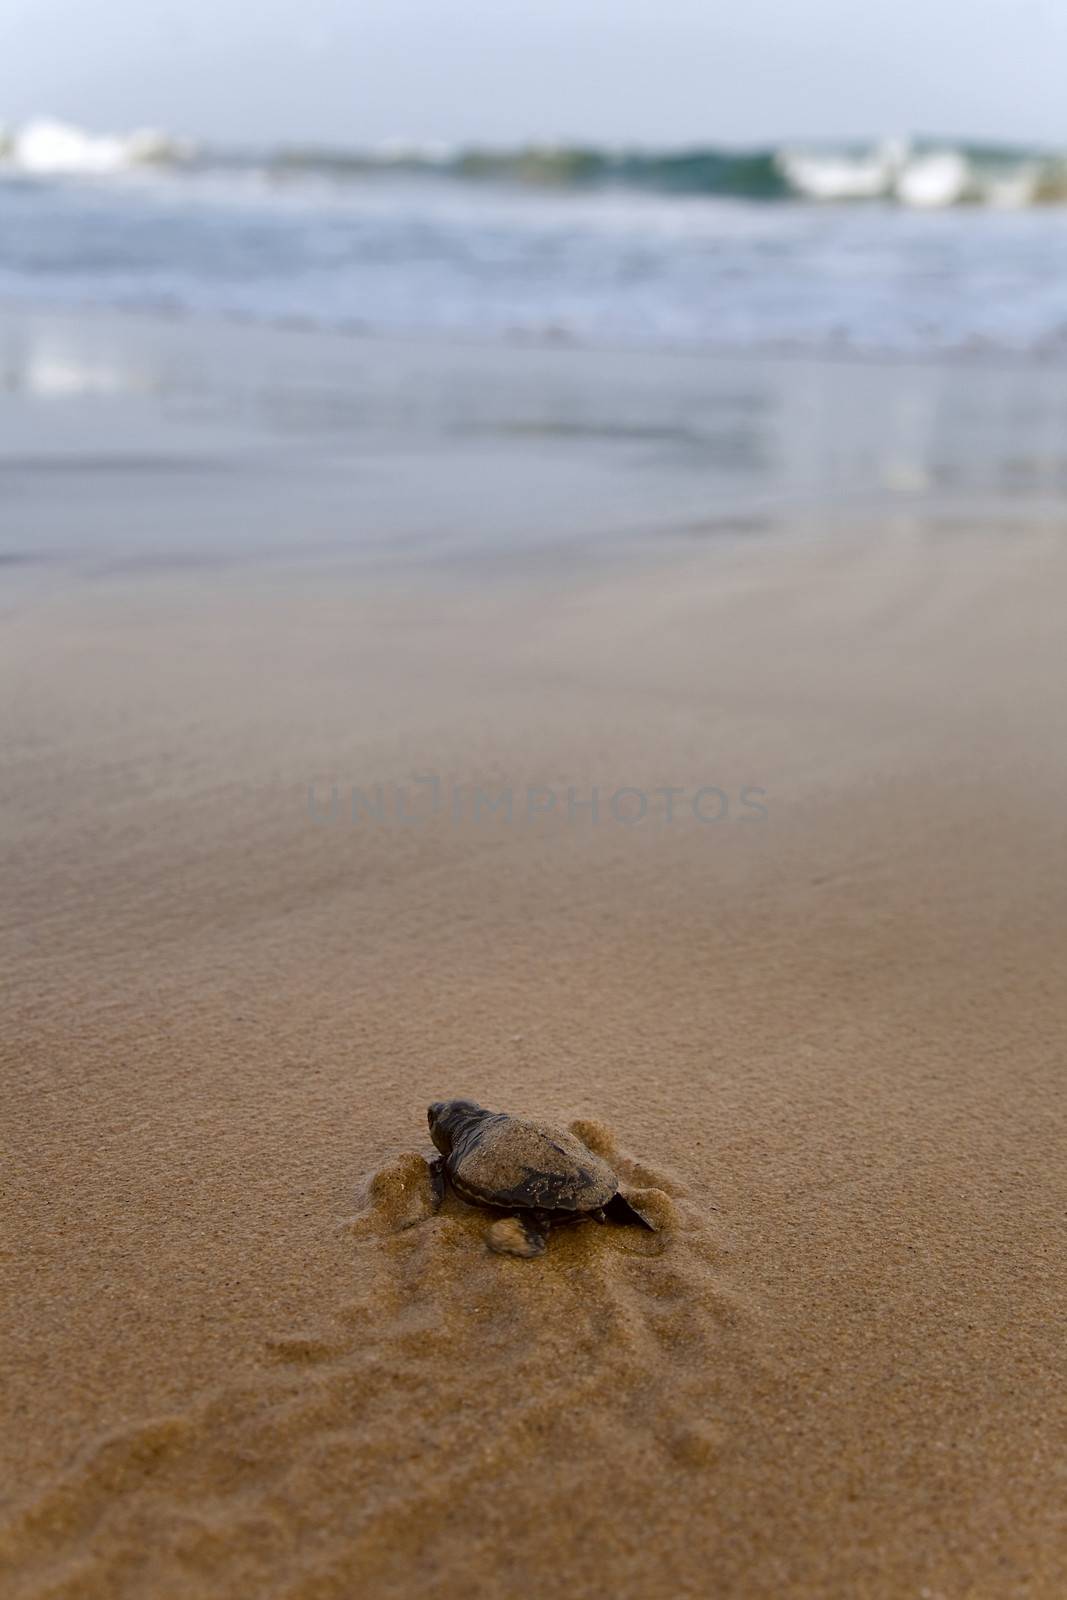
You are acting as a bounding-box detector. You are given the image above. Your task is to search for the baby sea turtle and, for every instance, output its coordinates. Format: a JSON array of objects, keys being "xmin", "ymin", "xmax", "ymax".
[{"xmin": 427, "ymin": 1098, "xmax": 657, "ymax": 1257}]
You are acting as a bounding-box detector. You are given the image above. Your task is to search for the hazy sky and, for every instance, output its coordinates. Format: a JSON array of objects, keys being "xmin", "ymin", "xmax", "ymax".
[{"xmin": 3, "ymin": 0, "xmax": 1065, "ymax": 149}]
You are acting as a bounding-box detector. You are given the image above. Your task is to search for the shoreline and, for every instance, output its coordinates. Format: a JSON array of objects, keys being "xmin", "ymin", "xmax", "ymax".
[
  {"xmin": 6, "ymin": 303, "xmax": 1067, "ymax": 593},
  {"xmin": 11, "ymin": 289, "xmax": 1067, "ymax": 374}
]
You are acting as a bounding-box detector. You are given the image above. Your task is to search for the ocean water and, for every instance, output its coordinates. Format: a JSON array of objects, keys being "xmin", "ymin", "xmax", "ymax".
[{"xmin": 5, "ymin": 119, "xmax": 1067, "ymax": 358}]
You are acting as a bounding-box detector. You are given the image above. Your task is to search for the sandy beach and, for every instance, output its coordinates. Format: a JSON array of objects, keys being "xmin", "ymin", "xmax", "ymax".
[{"xmin": 2, "ymin": 309, "xmax": 1066, "ymax": 1598}]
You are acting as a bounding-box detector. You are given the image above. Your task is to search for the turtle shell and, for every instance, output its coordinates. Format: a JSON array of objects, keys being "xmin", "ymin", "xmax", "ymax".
[{"xmin": 445, "ymin": 1109, "xmax": 618, "ymax": 1216}]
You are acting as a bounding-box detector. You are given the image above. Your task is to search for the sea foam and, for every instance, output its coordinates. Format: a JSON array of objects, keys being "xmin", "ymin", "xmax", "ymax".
[{"xmin": 0, "ymin": 117, "xmax": 181, "ymax": 175}]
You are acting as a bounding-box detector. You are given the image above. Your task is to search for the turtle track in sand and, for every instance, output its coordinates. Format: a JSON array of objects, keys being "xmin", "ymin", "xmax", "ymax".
[{"xmin": 0, "ymin": 1122, "xmax": 766, "ymax": 1600}]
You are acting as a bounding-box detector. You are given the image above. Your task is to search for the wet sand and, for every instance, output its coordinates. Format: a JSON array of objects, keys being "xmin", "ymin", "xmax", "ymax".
[{"xmin": 2, "ymin": 311, "xmax": 1066, "ymax": 1598}]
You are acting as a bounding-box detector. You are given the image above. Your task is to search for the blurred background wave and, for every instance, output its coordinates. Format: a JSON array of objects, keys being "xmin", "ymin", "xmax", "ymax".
[{"xmin": 5, "ymin": 117, "xmax": 1067, "ymax": 357}]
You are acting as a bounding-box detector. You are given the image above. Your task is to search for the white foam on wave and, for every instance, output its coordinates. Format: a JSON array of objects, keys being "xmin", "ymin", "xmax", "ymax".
[
  {"xmin": 894, "ymin": 150, "xmax": 971, "ymax": 209},
  {"xmin": 779, "ymin": 139, "xmax": 1041, "ymax": 209},
  {"xmin": 0, "ymin": 117, "xmax": 178, "ymax": 176},
  {"xmin": 778, "ymin": 139, "xmax": 908, "ymax": 202}
]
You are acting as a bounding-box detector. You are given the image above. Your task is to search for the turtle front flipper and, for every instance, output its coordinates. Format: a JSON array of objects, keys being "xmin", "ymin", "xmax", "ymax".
[
  {"xmin": 604, "ymin": 1190, "xmax": 658, "ymax": 1231},
  {"xmin": 427, "ymin": 1154, "xmax": 446, "ymax": 1210},
  {"xmin": 486, "ymin": 1214, "xmax": 548, "ymax": 1258}
]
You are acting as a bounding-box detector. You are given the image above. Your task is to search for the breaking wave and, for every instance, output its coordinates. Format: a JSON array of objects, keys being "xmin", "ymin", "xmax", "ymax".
[
  {"xmin": 8, "ymin": 117, "xmax": 1067, "ymax": 358},
  {"xmin": 5, "ymin": 119, "xmax": 1067, "ymax": 207}
]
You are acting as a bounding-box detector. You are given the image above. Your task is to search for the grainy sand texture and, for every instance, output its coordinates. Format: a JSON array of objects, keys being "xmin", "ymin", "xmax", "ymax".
[{"xmin": 2, "ymin": 311, "xmax": 1066, "ymax": 1599}]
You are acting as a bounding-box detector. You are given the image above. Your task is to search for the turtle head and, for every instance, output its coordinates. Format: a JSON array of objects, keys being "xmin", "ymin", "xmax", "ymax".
[{"xmin": 427, "ymin": 1098, "xmax": 485, "ymax": 1156}]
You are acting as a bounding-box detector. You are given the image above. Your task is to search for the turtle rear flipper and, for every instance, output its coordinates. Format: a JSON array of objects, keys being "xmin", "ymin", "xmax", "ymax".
[
  {"xmin": 604, "ymin": 1190, "xmax": 658, "ymax": 1231},
  {"xmin": 486, "ymin": 1215, "xmax": 548, "ymax": 1258}
]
